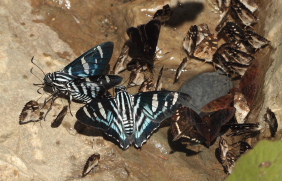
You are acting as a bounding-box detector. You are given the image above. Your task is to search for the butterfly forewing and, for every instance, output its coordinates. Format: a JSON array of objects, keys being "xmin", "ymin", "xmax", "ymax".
[
  {"xmin": 183, "ymin": 25, "xmax": 198, "ymax": 57},
  {"xmin": 201, "ymin": 92, "xmax": 234, "ymax": 113},
  {"xmin": 143, "ymin": 19, "xmax": 161, "ymax": 58},
  {"xmin": 132, "ymin": 91, "xmax": 191, "ymax": 147},
  {"xmin": 244, "ymin": 30, "xmax": 270, "ymax": 51},
  {"xmin": 231, "ymin": 0, "xmax": 257, "ymax": 26},
  {"xmin": 62, "ymin": 41, "xmax": 114, "ymax": 77}
]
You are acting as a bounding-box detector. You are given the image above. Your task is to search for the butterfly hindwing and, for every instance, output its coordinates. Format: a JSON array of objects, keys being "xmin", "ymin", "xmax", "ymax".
[
  {"xmin": 62, "ymin": 41, "xmax": 114, "ymax": 77},
  {"xmin": 76, "ymin": 98, "xmax": 131, "ymax": 149}
]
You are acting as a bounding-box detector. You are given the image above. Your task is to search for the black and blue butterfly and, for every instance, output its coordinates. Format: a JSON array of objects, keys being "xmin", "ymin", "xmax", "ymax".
[
  {"xmin": 76, "ymin": 86, "xmax": 191, "ymax": 149},
  {"xmin": 33, "ymin": 42, "xmax": 122, "ymax": 117}
]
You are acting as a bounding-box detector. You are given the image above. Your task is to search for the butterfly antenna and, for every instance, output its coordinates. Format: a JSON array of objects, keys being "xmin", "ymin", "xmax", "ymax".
[
  {"xmin": 31, "ymin": 56, "xmax": 46, "ymax": 76},
  {"xmin": 30, "ymin": 67, "xmax": 44, "ymax": 84}
]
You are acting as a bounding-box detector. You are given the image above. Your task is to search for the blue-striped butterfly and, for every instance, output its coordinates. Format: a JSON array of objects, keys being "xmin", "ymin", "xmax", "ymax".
[
  {"xmin": 76, "ymin": 86, "xmax": 191, "ymax": 149},
  {"xmin": 33, "ymin": 42, "xmax": 123, "ymax": 118}
]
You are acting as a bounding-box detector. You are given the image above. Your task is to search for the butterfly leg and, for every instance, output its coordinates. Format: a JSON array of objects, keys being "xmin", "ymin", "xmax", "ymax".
[
  {"xmin": 67, "ymin": 95, "xmax": 74, "ymax": 117},
  {"xmin": 43, "ymin": 94, "xmax": 58, "ymax": 121}
]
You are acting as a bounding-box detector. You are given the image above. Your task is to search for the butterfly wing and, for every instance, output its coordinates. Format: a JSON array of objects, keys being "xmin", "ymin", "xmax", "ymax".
[
  {"xmin": 208, "ymin": 107, "xmax": 236, "ymax": 145},
  {"xmin": 231, "ymin": 0, "xmax": 257, "ymax": 26},
  {"xmin": 201, "ymin": 93, "xmax": 234, "ymax": 113},
  {"xmin": 183, "ymin": 25, "xmax": 198, "ymax": 57},
  {"xmin": 132, "ymin": 91, "xmax": 191, "ymax": 147},
  {"xmin": 51, "ymin": 106, "xmax": 68, "ymax": 128},
  {"xmin": 76, "ymin": 98, "xmax": 131, "ymax": 149},
  {"xmin": 127, "ymin": 27, "xmax": 143, "ymax": 52},
  {"xmin": 19, "ymin": 100, "xmax": 44, "ymax": 124},
  {"xmin": 143, "ymin": 19, "xmax": 161, "ymax": 59},
  {"xmin": 171, "ymin": 106, "xmax": 205, "ymax": 144},
  {"xmin": 62, "ymin": 42, "xmax": 114, "ymax": 77}
]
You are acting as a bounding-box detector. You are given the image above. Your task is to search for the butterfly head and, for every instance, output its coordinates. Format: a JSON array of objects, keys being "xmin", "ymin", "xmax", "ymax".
[
  {"xmin": 43, "ymin": 73, "xmax": 53, "ymax": 85},
  {"xmin": 42, "ymin": 73, "xmax": 57, "ymax": 93},
  {"xmin": 115, "ymin": 86, "xmax": 127, "ymax": 93}
]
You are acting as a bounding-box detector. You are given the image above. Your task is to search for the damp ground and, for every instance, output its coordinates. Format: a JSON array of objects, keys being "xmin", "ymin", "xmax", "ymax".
[{"xmin": 0, "ymin": 0, "xmax": 279, "ymax": 180}]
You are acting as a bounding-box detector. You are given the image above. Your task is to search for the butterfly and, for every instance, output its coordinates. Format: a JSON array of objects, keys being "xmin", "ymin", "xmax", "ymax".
[
  {"xmin": 19, "ymin": 100, "xmax": 44, "ymax": 124},
  {"xmin": 171, "ymin": 105, "xmax": 205, "ymax": 145},
  {"xmin": 51, "ymin": 105, "xmax": 68, "ymax": 128},
  {"xmin": 171, "ymin": 106, "xmax": 236, "ymax": 147},
  {"xmin": 183, "ymin": 24, "xmax": 218, "ymax": 62},
  {"xmin": 219, "ymin": 22, "xmax": 270, "ymax": 53},
  {"xmin": 174, "ymin": 57, "xmax": 188, "ymax": 83},
  {"xmin": 82, "ymin": 153, "xmax": 100, "ymax": 177},
  {"xmin": 231, "ymin": 0, "xmax": 258, "ymax": 27},
  {"xmin": 219, "ymin": 137, "xmax": 229, "ymax": 164},
  {"xmin": 138, "ymin": 66, "xmax": 164, "ymax": 92},
  {"xmin": 212, "ymin": 43, "xmax": 254, "ymax": 75},
  {"xmin": 264, "ymin": 108, "xmax": 278, "ymax": 137},
  {"xmin": 34, "ymin": 42, "xmax": 123, "ymax": 118},
  {"xmin": 41, "ymin": 42, "xmax": 122, "ymax": 102},
  {"xmin": 76, "ymin": 86, "xmax": 191, "ymax": 149},
  {"xmin": 126, "ymin": 19, "xmax": 161, "ymax": 72},
  {"xmin": 216, "ymin": 0, "xmax": 258, "ymax": 29}
]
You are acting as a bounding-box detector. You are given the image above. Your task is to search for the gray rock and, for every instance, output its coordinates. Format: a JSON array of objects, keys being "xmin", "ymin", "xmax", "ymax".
[{"xmin": 180, "ymin": 71, "xmax": 233, "ymax": 113}]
